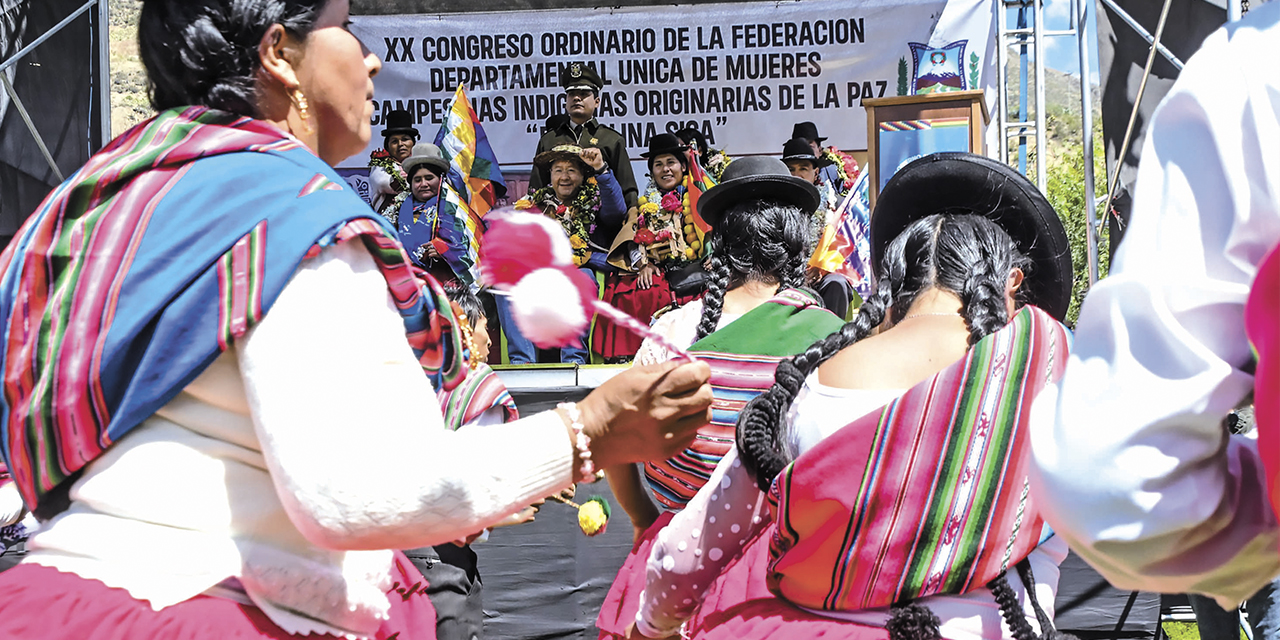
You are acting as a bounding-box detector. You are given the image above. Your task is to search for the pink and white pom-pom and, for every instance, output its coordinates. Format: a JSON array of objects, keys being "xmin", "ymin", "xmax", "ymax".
[{"xmin": 481, "ymin": 211, "xmax": 693, "ymax": 360}]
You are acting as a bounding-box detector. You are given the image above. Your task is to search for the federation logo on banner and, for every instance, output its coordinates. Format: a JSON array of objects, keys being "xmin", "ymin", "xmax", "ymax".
[{"xmin": 908, "ymin": 40, "xmax": 968, "ymax": 94}]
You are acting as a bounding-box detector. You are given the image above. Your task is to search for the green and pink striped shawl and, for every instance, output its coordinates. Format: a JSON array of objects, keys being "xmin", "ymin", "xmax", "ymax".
[
  {"xmin": 766, "ymin": 305, "xmax": 1068, "ymax": 611},
  {"xmin": 0, "ymin": 107, "xmax": 468, "ymax": 515},
  {"xmin": 644, "ymin": 289, "xmax": 845, "ymax": 509}
]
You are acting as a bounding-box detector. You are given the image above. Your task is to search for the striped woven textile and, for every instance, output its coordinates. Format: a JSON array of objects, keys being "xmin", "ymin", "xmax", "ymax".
[
  {"xmin": 644, "ymin": 289, "xmax": 845, "ymax": 509},
  {"xmin": 439, "ymin": 362, "xmax": 518, "ymax": 432},
  {"xmin": 0, "ymin": 107, "xmax": 467, "ymax": 514},
  {"xmin": 767, "ymin": 305, "xmax": 1069, "ymax": 611}
]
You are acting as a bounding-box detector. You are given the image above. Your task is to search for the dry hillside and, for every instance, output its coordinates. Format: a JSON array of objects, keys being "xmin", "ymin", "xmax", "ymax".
[{"xmin": 108, "ymin": 0, "xmax": 147, "ymax": 137}]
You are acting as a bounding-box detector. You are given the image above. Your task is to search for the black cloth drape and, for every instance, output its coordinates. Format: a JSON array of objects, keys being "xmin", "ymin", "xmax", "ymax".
[
  {"xmin": 1095, "ymin": 0, "xmax": 1225, "ymax": 253},
  {"xmin": 0, "ymin": 0, "xmax": 104, "ymax": 240}
]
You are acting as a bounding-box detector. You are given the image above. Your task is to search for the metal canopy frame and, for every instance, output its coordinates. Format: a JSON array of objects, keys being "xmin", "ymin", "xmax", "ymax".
[
  {"xmin": 995, "ymin": 0, "xmax": 1101, "ymax": 284},
  {"xmin": 0, "ymin": 0, "xmax": 110, "ymax": 182},
  {"xmin": 996, "ymin": 0, "xmax": 1245, "ymax": 288}
]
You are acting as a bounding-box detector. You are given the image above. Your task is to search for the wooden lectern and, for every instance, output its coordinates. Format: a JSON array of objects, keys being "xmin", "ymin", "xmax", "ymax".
[{"xmin": 863, "ymin": 90, "xmax": 990, "ymax": 210}]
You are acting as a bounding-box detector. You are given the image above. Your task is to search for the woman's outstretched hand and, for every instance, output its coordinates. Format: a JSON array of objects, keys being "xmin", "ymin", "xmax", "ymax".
[{"xmin": 576, "ymin": 360, "xmax": 712, "ymax": 469}]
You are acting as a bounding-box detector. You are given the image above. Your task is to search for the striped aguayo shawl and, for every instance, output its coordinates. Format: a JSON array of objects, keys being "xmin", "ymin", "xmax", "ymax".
[
  {"xmin": 439, "ymin": 362, "xmax": 518, "ymax": 432},
  {"xmin": 767, "ymin": 305, "xmax": 1068, "ymax": 611},
  {"xmin": 0, "ymin": 107, "xmax": 468, "ymax": 514},
  {"xmin": 644, "ymin": 289, "xmax": 845, "ymax": 509},
  {"xmin": 1247, "ymin": 242, "xmax": 1280, "ymax": 530}
]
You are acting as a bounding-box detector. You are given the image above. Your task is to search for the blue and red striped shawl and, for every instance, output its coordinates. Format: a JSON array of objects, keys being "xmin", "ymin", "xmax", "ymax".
[
  {"xmin": 0, "ymin": 107, "xmax": 467, "ymax": 515},
  {"xmin": 767, "ymin": 305, "xmax": 1069, "ymax": 611}
]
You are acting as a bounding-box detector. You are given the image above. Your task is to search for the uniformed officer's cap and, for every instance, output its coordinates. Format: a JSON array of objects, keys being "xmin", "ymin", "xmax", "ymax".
[{"xmin": 561, "ymin": 62, "xmax": 603, "ymax": 93}]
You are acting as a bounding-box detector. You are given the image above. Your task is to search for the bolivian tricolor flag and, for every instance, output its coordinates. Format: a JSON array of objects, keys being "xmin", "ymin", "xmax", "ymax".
[{"xmin": 683, "ymin": 151, "xmax": 716, "ymax": 258}]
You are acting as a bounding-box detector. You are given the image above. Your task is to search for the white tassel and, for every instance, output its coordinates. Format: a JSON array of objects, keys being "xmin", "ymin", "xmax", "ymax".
[{"xmin": 507, "ymin": 268, "xmax": 589, "ymax": 347}]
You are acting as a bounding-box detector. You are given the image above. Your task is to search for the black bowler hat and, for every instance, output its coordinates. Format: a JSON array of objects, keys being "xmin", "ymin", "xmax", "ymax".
[
  {"xmin": 871, "ymin": 152, "xmax": 1073, "ymax": 321},
  {"xmin": 791, "ymin": 121, "xmax": 827, "ymax": 144},
  {"xmin": 641, "ymin": 133, "xmax": 687, "ymax": 160},
  {"xmin": 781, "ymin": 137, "xmax": 833, "ymax": 168},
  {"xmin": 561, "ymin": 62, "xmax": 603, "ymax": 92},
  {"xmin": 382, "ymin": 109, "xmax": 419, "ymax": 139},
  {"xmin": 676, "ymin": 127, "xmax": 709, "ymax": 158},
  {"xmin": 696, "ymin": 156, "xmax": 820, "ymax": 228}
]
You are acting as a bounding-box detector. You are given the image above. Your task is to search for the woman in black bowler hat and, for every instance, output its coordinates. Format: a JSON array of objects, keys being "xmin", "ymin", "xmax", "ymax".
[
  {"xmin": 595, "ymin": 133, "xmax": 705, "ymax": 363},
  {"xmin": 628, "ymin": 152, "xmax": 1077, "ymax": 640}
]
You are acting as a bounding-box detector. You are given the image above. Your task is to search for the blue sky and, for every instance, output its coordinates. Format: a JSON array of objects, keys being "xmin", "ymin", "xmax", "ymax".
[{"xmin": 1033, "ymin": 0, "xmax": 1102, "ymax": 78}]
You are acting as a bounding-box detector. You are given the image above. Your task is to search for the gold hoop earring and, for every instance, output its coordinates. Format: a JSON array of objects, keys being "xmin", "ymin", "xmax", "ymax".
[{"xmin": 292, "ymin": 89, "xmax": 314, "ymax": 134}]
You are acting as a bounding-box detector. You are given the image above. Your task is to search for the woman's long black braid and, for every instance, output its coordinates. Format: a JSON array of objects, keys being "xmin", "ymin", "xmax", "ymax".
[
  {"xmin": 693, "ymin": 200, "xmax": 811, "ymax": 342},
  {"xmin": 735, "ymin": 213, "xmax": 1032, "ymax": 491},
  {"xmin": 735, "ymin": 212, "xmax": 1041, "ymax": 635},
  {"xmin": 990, "ymin": 572, "xmax": 1039, "ymax": 640}
]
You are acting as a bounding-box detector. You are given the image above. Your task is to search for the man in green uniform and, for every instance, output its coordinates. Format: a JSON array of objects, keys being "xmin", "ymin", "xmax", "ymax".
[{"xmin": 530, "ymin": 63, "xmax": 638, "ymax": 209}]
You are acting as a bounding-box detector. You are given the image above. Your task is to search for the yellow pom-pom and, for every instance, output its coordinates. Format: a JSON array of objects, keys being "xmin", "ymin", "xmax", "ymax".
[
  {"xmin": 685, "ymin": 247, "xmax": 696, "ymax": 259},
  {"xmin": 691, "ymin": 240, "xmax": 702, "ymax": 251},
  {"xmin": 684, "ymin": 224, "xmax": 695, "ymax": 234},
  {"xmin": 578, "ymin": 497, "xmax": 611, "ymax": 536}
]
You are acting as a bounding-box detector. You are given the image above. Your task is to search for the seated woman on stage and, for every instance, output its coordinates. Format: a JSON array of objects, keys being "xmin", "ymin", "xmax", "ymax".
[
  {"xmin": 512, "ymin": 144, "xmax": 626, "ymax": 364},
  {"xmin": 596, "ymin": 157, "xmax": 847, "ymax": 639},
  {"xmin": 0, "ymin": 1, "xmax": 713, "ymax": 638},
  {"xmin": 596, "ymin": 134, "xmax": 711, "ymax": 363},
  {"xmin": 629, "ymin": 153, "xmax": 1076, "ymax": 640},
  {"xmin": 382, "ymin": 142, "xmax": 463, "ymax": 285}
]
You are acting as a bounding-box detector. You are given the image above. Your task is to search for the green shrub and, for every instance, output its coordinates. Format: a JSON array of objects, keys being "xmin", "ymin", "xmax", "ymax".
[{"xmin": 1045, "ymin": 125, "xmax": 1109, "ymax": 326}]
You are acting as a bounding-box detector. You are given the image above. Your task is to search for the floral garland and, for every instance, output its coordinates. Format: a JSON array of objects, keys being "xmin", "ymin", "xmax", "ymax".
[
  {"xmin": 368, "ymin": 148, "xmax": 408, "ymax": 194},
  {"xmin": 514, "ymin": 177, "xmax": 601, "ymax": 267},
  {"xmin": 634, "ymin": 177, "xmax": 700, "ymax": 266},
  {"xmin": 380, "ymin": 190, "xmax": 409, "ymax": 224},
  {"xmin": 821, "ymin": 146, "xmax": 861, "ymax": 192},
  {"xmin": 703, "ymin": 149, "xmax": 732, "ymax": 182}
]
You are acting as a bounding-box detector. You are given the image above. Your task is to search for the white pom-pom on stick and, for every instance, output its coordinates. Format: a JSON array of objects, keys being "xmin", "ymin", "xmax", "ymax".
[
  {"xmin": 483, "ymin": 210, "xmax": 696, "ymax": 360},
  {"xmin": 508, "ymin": 268, "xmax": 590, "ymax": 347}
]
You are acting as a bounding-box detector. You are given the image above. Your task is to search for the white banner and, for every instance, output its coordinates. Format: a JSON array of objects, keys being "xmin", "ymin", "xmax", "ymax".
[{"xmin": 346, "ymin": 0, "xmax": 996, "ymax": 176}]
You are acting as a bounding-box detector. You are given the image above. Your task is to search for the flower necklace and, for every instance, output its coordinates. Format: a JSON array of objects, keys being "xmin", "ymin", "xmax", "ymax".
[
  {"xmin": 821, "ymin": 146, "xmax": 860, "ymax": 193},
  {"xmin": 368, "ymin": 148, "xmax": 408, "ymax": 194},
  {"xmin": 703, "ymin": 149, "xmax": 732, "ymax": 182},
  {"xmin": 635, "ymin": 177, "xmax": 701, "ymax": 264},
  {"xmin": 514, "ymin": 177, "xmax": 601, "ymax": 268}
]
